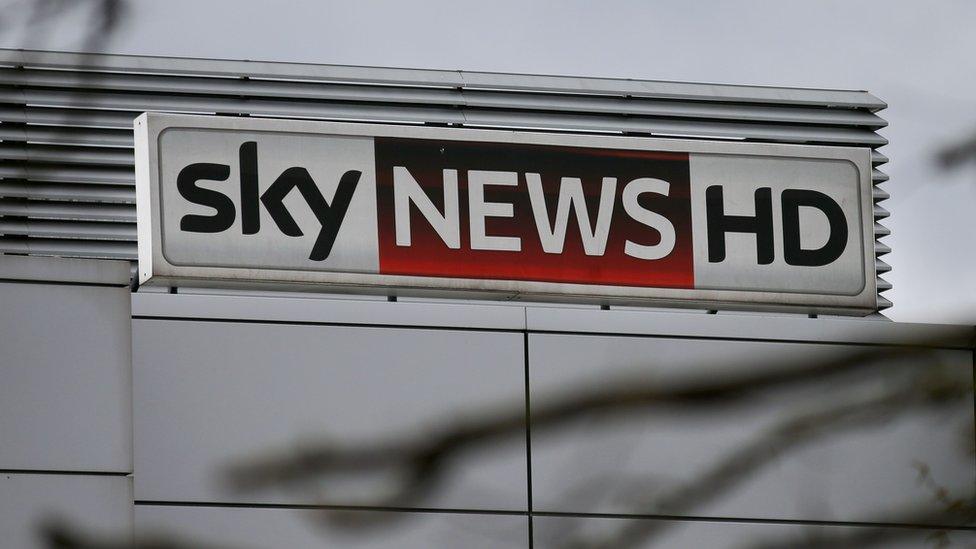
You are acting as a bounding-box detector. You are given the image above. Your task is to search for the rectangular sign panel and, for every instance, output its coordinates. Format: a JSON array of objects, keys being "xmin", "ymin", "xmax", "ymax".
[{"xmin": 135, "ymin": 113, "xmax": 877, "ymax": 314}]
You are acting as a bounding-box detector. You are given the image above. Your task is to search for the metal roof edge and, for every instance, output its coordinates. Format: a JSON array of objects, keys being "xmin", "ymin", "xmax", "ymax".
[{"xmin": 0, "ymin": 48, "xmax": 886, "ymax": 110}]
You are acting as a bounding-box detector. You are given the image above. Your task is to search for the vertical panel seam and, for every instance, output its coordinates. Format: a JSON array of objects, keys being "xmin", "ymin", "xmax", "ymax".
[{"xmin": 524, "ymin": 329, "xmax": 534, "ymax": 548}]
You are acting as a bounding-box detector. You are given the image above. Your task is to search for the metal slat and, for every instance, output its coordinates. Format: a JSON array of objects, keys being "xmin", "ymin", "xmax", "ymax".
[
  {"xmin": 462, "ymin": 111, "xmax": 886, "ymax": 145},
  {"xmin": 0, "ymin": 199, "xmax": 134, "ymax": 222},
  {"xmin": 0, "ymin": 67, "xmax": 462, "ymax": 106},
  {"xmin": 0, "ymin": 237, "xmax": 136, "ymax": 259},
  {"xmin": 0, "ymin": 123, "xmax": 134, "ymax": 147},
  {"xmin": 463, "ymin": 90, "xmax": 886, "ymax": 128},
  {"xmin": 876, "ymin": 259, "xmax": 891, "ymax": 274},
  {"xmin": 0, "ymin": 87, "xmax": 463, "ymax": 124},
  {"xmin": 872, "ymin": 187, "xmax": 889, "ymax": 201},
  {"xmin": 1, "ymin": 118, "xmax": 882, "ymax": 152},
  {"xmin": 871, "ymin": 169, "xmax": 888, "ymax": 183},
  {"xmin": 0, "ymin": 219, "xmax": 135, "ymax": 240},
  {"xmin": 874, "ymin": 223, "xmax": 890, "ymax": 237},
  {"xmin": 0, "ymin": 144, "xmax": 134, "ymax": 166},
  {"xmin": 0, "ymin": 105, "xmax": 139, "ymax": 129},
  {"xmin": 0, "ymin": 181, "xmax": 134, "ymax": 203},
  {"xmin": 0, "ymin": 165, "xmax": 133, "ymax": 185},
  {"xmin": 0, "ymin": 68, "xmax": 888, "ymax": 128}
]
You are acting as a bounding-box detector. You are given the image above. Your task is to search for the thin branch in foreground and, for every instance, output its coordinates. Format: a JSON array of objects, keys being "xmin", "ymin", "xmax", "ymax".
[
  {"xmin": 40, "ymin": 519, "xmax": 225, "ymax": 549},
  {"xmin": 550, "ymin": 371, "xmax": 970, "ymax": 549},
  {"xmin": 739, "ymin": 500, "xmax": 976, "ymax": 549}
]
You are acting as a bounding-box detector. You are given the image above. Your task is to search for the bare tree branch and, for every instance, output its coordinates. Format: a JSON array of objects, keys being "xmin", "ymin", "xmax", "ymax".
[
  {"xmin": 938, "ymin": 132, "xmax": 976, "ymax": 170},
  {"xmin": 40, "ymin": 519, "xmax": 225, "ymax": 549},
  {"xmin": 741, "ymin": 502, "xmax": 976, "ymax": 549},
  {"xmin": 550, "ymin": 370, "xmax": 970, "ymax": 548}
]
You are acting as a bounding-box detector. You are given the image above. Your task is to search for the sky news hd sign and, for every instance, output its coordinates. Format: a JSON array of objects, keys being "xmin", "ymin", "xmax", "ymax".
[{"xmin": 135, "ymin": 113, "xmax": 877, "ymax": 315}]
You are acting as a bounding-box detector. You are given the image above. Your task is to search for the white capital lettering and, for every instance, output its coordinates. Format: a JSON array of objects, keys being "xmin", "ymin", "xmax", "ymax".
[
  {"xmin": 526, "ymin": 174, "xmax": 616, "ymax": 256},
  {"xmin": 622, "ymin": 177, "xmax": 675, "ymax": 260},
  {"xmin": 468, "ymin": 170, "xmax": 521, "ymax": 252},
  {"xmin": 393, "ymin": 166, "xmax": 460, "ymax": 249}
]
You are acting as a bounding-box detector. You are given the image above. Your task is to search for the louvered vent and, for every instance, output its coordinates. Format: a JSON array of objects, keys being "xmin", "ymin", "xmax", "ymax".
[{"xmin": 0, "ymin": 49, "xmax": 890, "ymax": 311}]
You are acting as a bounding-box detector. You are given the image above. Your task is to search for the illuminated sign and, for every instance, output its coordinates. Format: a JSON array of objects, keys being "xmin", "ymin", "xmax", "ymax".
[{"xmin": 136, "ymin": 113, "xmax": 876, "ymax": 314}]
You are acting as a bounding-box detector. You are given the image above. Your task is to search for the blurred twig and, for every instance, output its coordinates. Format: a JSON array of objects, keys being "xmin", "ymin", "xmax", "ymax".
[
  {"xmin": 938, "ymin": 131, "xmax": 976, "ymax": 170},
  {"xmin": 741, "ymin": 500, "xmax": 976, "ymax": 549},
  {"xmin": 9, "ymin": 0, "xmax": 127, "ymax": 53},
  {"xmin": 41, "ymin": 519, "xmax": 223, "ymax": 549},
  {"xmin": 550, "ymin": 366, "xmax": 969, "ymax": 548}
]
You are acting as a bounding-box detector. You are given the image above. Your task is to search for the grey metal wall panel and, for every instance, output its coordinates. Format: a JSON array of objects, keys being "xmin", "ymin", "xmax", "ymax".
[
  {"xmin": 0, "ymin": 473, "xmax": 132, "ymax": 549},
  {"xmin": 534, "ymin": 516, "xmax": 976, "ymax": 548},
  {"xmin": 0, "ymin": 282, "xmax": 131, "ymax": 472},
  {"xmin": 527, "ymin": 334, "xmax": 974, "ymax": 524},
  {"xmin": 0, "ymin": 48, "xmax": 891, "ymax": 311},
  {"xmin": 135, "ymin": 505, "xmax": 528, "ymax": 549},
  {"xmin": 132, "ymin": 319, "xmax": 527, "ymax": 510}
]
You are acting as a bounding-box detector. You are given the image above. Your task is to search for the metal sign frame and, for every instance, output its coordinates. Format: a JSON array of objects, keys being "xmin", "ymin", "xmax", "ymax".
[{"xmin": 135, "ymin": 112, "xmax": 877, "ymax": 315}]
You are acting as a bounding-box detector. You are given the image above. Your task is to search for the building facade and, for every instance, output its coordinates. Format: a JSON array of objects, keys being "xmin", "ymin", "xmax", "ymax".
[{"xmin": 1, "ymin": 49, "xmax": 973, "ymax": 548}]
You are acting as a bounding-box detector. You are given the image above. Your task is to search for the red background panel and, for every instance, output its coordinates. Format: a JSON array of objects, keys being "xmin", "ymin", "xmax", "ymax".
[{"xmin": 375, "ymin": 138, "xmax": 694, "ymax": 288}]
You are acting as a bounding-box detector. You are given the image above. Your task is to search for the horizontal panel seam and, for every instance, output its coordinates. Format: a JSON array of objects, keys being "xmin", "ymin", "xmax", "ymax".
[
  {"xmin": 527, "ymin": 328, "xmax": 975, "ymax": 350},
  {"xmin": 0, "ymin": 469, "xmax": 130, "ymax": 476},
  {"xmin": 131, "ymin": 501, "xmax": 975, "ymax": 530},
  {"xmin": 134, "ymin": 500, "xmax": 526, "ymax": 515},
  {"xmin": 532, "ymin": 510, "xmax": 976, "ymax": 531},
  {"xmin": 131, "ymin": 315, "xmax": 525, "ymax": 333},
  {"xmin": 0, "ymin": 277, "xmax": 129, "ymax": 288}
]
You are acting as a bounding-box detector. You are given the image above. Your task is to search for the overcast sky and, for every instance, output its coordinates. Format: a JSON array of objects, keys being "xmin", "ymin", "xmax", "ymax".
[{"xmin": 2, "ymin": 0, "xmax": 974, "ymax": 324}]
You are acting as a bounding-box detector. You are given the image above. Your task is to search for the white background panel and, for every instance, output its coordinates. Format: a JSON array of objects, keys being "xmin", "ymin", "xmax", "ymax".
[
  {"xmin": 690, "ymin": 155, "xmax": 865, "ymax": 294},
  {"xmin": 0, "ymin": 473, "xmax": 132, "ymax": 549},
  {"xmin": 135, "ymin": 505, "xmax": 528, "ymax": 549},
  {"xmin": 534, "ymin": 515, "xmax": 976, "ymax": 548},
  {"xmin": 158, "ymin": 129, "xmax": 379, "ymax": 271},
  {"xmin": 0, "ymin": 282, "xmax": 132, "ymax": 472},
  {"xmin": 132, "ymin": 319, "xmax": 527, "ymax": 510},
  {"xmin": 528, "ymin": 333, "xmax": 974, "ymax": 523}
]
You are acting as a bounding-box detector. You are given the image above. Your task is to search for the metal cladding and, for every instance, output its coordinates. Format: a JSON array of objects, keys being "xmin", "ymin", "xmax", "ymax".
[{"xmin": 0, "ymin": 49, "xmax": 891, "ymax": 311}]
